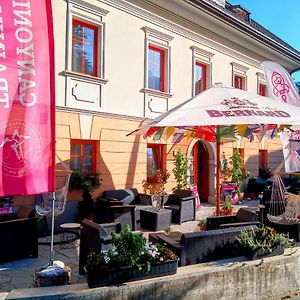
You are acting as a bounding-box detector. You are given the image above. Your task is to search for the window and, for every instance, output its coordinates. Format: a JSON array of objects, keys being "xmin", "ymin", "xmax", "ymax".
[
  {"xmin": 231, "ymin": 62, "xmax": 248, "ymax": 90},
  {"xmin": 72, "ymin": 20, "xmax": 98, "ymax": 76},
  {"xmin": 142, "ymin": 27, "xmax": 173, "ymax": 97},
  {"xmin": 70, "ymin": 140, "xmax": 97, "ymax": 173},
  {"xmin": 148, "ymin": 45, "xmax": 165, "ymax": 92},
  {"xmin": 259, "ymin": 83, "xmax": 267, "ymax": 96},
  {"xmin": 147, "ymin": 144, "xmax": 166, "ymax": 182},
  {"xmin": 194, "ymin": 62, "xmax": 207, "ymax": 95},
  {"xmin": 234, "ymin": 75, "xmax": 245, "ymax": 90},
  {"xmin": 191, "ymin": 46, "xmax": 213, "ymax": 97},
  {"xmin": 259, "ymin": 149, "xmax": 268, "ymax": 169}
]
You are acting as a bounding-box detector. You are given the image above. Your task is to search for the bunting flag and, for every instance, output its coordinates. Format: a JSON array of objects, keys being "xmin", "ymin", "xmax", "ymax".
[{"xmin": 0, "ymin": 0, "xmax": 56, "ymax": 196}]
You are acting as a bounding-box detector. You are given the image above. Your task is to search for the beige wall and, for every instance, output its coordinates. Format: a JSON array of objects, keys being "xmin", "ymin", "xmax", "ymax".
[{"xmin": 50, "ymin": 0, "xmax": 296, "ymax": 201}]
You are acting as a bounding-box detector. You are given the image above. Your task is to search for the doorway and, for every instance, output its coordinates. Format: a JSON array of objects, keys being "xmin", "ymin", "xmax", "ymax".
[{"xmin": 193, "ymin": 141, "xmax": 209, "ymax": 202}]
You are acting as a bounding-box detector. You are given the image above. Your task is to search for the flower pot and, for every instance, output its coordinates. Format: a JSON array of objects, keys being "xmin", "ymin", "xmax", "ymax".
[
  {"xmin": 84, "ymin": 259, "xmax": 178, "ymax": 288},
  {"xmin": 244, "ymin": 245, "xmax": 284, "ymax": 260}
]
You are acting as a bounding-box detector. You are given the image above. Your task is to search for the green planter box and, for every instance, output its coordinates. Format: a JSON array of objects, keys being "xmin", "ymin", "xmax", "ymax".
[{"xmin": 85, "ymin": 259, "xmax": 178, "ymax": 288}]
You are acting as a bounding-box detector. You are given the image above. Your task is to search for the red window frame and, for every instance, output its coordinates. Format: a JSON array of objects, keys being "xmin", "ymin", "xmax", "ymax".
[
  {"xmin": 259, "ymin": 83, "xmax": 266, "ymax": 96},
  {"xmin": 148, "ymin": 45, "xmax": 165, "ymax": 92},
  {"xmin": 70, "ymin": 139, "xmax": 97, "ymax": 173},
  {"xmin": 194, "ymin": 62, "xmax": 207, "ymax": 95},
  {"xmin": 234, "ymin": 75, "xmax": 245, "ymax": 90},
  {"xmin": 72, "ymin": 19, "xmax": 98, "ymax": 77},
  {"xmin": 259, "ymin": 149, "xmax": 268, "ymax": 169},
  {"xmin": 147, "ymin": 143, "xmax": 167, "ymax": 182}
]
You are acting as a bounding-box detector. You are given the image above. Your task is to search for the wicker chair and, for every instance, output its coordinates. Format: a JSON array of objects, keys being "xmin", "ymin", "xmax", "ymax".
[
  {"xmin": 163, "ymin": 190, "xmax": 196, "ymax": 224},
  {"xmin": 79, "ymin": 219, "xmax": 121, "ymax": 274},
  {"xmin": 94, "ymin": 188, "xmax": 154, "ymax": 229}
]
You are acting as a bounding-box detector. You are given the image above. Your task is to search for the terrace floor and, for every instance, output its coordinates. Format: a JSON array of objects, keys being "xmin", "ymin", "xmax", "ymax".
[{"xmin": 0, "ymin": 200, "xmax": 260, "ymax": 297}]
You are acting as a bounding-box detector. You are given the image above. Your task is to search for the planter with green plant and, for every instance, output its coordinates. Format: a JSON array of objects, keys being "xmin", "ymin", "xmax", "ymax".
[
  {"xmin": 84, "ymin": 225, "xmax": 178, "ymax": 288},
  {"xmin": 236, "ymin": 226, "xmax": 292, "ymax": 260},
  {"xmin": 69, "ymin": 171, "xmax": 100, "ymax": 222},
  {"xmin": 221, "ymin": 197, "xmax": 234, "ymax": 215}
]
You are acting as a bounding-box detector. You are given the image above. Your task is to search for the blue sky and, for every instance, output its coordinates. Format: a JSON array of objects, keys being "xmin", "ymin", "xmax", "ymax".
[{"xmin": 230, "ymin": 0, "xmax": 300, "ymax": 80}]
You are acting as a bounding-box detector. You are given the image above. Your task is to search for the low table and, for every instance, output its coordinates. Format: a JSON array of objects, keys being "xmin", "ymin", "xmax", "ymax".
[
  {"xmin": 59, "ymin": 223, "xmax": 81, "ymax": 249},
  {"xmin": 140, "ymin": 207, "xmax": 171, "ymax": 231}
]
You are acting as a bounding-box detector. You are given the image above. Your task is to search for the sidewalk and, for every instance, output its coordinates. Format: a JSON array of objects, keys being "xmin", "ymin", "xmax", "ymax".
[{"xmin": 0, "ymin": 200, "xmax": 259, "ymax": 295}]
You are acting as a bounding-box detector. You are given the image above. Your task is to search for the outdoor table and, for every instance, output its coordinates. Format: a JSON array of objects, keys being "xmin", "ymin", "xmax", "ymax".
[
  {"xmin": 59, "ymin": 222, "xmax": 81, "ymax": 249},
  {"xmin": 140, "ymin": 207, "xmax": 172, "ymax": 231}
]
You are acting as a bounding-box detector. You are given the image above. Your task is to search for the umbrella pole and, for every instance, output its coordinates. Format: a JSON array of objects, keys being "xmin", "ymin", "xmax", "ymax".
[{"xmin": 216, "ymin": 127, "xmax": 221, "ymax": 216}]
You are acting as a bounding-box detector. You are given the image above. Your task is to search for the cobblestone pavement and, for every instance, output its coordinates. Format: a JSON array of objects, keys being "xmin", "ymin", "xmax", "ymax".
[{"xmin": 0, "ymin": 200, "xmax": 259, "ymax": 293}]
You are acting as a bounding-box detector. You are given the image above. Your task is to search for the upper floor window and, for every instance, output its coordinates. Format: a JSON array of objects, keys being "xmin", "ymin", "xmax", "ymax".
[
  {"xmin": 194, "ymin": 62, "xmax": 207, "ymax": 95},
  {"xmin": 72, "ymin": 20, "xmax": 98, "ymax": 77},
  {"xmin": 259, "ymin": 83, "xmax": 267, "ymax": 96},
  {"xmin": 142, "ymin": 27, "xmax": 173, "ymax": 97},
  {"xmin": 148, "ymin": 45, "xmax": 166, "ymax": 92},
  {"xmin": 190, "ymin": 46, "xmax": 213, "ymax": 97},
  {"xmin": 147, "ymin": 143, "xmax": 166, "ymax": 182},
  {"xmin": 70, "ymin": 139, "xmax": 97, "ymax": 173},
  {"xmin": 234, "ymin": 75, "xmax": 245, "ymax": 90},
  {"xmin": 231, "ymin": 62, "xmax": 248, "ymax": 90}
]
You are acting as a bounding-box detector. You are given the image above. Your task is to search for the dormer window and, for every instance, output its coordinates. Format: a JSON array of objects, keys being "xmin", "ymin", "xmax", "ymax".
[{"xmin": 229, "ymin": 5, "xmax": 251, "ymax": 22}]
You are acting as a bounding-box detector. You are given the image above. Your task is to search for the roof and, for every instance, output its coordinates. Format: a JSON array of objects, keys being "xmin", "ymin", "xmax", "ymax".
[{"xmin": 189, "ymin": 0, "xmax": 300, "ymax": 59}]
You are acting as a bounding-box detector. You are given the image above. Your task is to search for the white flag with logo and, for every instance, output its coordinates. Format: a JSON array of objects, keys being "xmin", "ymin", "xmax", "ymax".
[{"xmin": 261, "ymin": 61, "xmax": 300, "ymax": 172}]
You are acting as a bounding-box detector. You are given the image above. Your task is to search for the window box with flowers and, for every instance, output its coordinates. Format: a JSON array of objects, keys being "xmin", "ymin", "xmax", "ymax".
[{"xmin": 84, "ymin": 225, "xmax": 178, "ymax": 288}]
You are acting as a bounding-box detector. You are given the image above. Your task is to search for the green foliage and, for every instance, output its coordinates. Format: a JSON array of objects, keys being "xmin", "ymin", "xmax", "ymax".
[
  {"xmin": 229, "ymin": 149, "xmax": 250, "ymax": 191},
  {"xmin": 172, "ymin": 149, "xmax": 189, "ymax": 191},
  {"xmin": 86, "ymin": 225, "xmax": 177, "ymax": 273},
  {"xmin": 109, "ymin": 224, "xmax": 146, "ymax": 270},
  {"xmin": 69, "ymin": 171, "xmax": 100, "ymax": 192},
  {"xmin": 236, "ymin": 226, "xmax": 292, "ymax": 251}
]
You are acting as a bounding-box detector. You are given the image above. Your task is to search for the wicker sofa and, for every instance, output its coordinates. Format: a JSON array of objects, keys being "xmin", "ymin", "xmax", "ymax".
[
  {"xmin": 0, "ymin": 207, "xmax": 38, "ymax": 262},
  {"xmin": 150, "ymin": 225, "xmax": 256, "ymax": 266},
  {"xmin": 206, "ymin": 207, "xmax": 260, "ymax": 230},
  {"xmin": 94, "ymin": 188, "xmax": 154, "ymax": 229}
]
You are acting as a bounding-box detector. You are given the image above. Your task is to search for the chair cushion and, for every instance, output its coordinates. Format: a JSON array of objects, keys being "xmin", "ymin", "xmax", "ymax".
[
  {"xmin": 236, "ymin": 208, "xmax": 257, "ymax": 222},
  {"xmin": 103, "ymin": 189, "xmax": 138, "ymax": 205}
]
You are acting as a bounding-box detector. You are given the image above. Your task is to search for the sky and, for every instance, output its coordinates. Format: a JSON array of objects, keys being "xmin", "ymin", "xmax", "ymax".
[{"xmin": 229, "ymin": 0, "xmax": 300, "ymax": 81}]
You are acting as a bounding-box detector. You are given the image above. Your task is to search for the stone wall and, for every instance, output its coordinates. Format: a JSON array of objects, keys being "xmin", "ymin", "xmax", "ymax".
[{"xmin": 8, "ymin": 247, "xmax": 300, "ymax": 299}]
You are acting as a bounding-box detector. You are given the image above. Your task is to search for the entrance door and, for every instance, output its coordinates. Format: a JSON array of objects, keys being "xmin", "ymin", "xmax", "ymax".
[{"xmin": 193, "ymin": 141, "xmax": 209, "ymax": 202}]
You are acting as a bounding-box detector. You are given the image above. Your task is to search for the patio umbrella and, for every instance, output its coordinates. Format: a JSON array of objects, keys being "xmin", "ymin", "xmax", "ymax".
[{"xmin": 129, "ymin": 84, "xmax": 300, "ymax": 215}]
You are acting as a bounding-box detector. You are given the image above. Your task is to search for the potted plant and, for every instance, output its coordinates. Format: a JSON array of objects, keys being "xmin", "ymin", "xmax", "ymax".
[
  {"xmin": 220, "ymin": 197, "xmax": 234, "ymax": 215},
  {"xmin": 84, "ymin": 225, "xmax": 178, "ymax": 288},
  {"xmin": 142, "ymin": 170, "xmax": 170, "ymax": 203},
  {"xmin": 229, "ymin": 149, "xmax": 250, "ymax": 199},
  {"xmin": 69, "ymin": 171, "xmax": 100, "ymax": 222},
  {"xmin": 172, "ymin": 149, "xmax": 189, "ymax": 191},
  {"xmin": 236, "ymin": 226, "xmax": 292, "ymax": 260}
]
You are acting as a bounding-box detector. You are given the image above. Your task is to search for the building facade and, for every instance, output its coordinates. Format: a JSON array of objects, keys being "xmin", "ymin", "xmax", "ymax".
[{"xmin": 48, "ymin": 0, "xmax": 300, "ymax": 204}]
